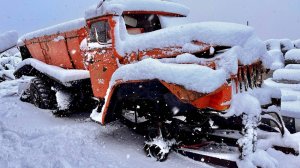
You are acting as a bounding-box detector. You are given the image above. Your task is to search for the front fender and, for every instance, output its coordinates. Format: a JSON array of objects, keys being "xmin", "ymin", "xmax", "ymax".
[{"xmin": 94, "ymin": 79, "xmax": 232, "ymax": 125}]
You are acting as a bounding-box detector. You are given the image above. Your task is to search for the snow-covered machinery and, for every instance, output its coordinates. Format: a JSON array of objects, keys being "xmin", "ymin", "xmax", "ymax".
[
  {"xmin": 0, "ymin": 31, "xmax": 19, "ymax": 82},
  {"xmin": 15, "ymin": 0, "xmax": 299, "ymax": 167}
]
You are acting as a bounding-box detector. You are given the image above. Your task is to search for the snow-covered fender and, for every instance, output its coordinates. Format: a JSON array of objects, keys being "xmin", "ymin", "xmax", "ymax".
[
  {"xmin": 96, "ymin": 79, "xmax": 231, "ymax": 125},
  {"xmin": 14, "ymin": 58, "xmax": 90, "ymax": 87},
  {"xmin": 160, "ymin": 81, "xmax": 232, "ymax": 111}
]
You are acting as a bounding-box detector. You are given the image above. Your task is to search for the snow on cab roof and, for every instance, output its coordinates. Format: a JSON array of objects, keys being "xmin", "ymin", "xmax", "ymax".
[
  {"xmin": 85, "ymin": 0, "xmax": 190, "ymax": 19},
  {"xmin": 115, "ymin": 21, "xmax": 267, "ymax": 65},
  {"xmin": 18, "ymin": 18, "xmax": 86, "ymax": 44}
]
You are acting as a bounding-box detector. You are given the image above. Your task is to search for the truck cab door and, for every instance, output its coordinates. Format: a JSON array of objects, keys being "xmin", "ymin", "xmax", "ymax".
[{"xmin": 86, "ymin": 19, "xmax": 118, "ymax": 98}]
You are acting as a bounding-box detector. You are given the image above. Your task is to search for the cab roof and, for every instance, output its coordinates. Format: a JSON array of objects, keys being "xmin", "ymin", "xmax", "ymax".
[{"xmin": 85, "ymin": 0, "xmax": 190, "ymax": 20}]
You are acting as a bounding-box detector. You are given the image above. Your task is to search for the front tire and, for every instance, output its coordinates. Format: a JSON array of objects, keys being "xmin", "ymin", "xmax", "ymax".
[{"xmin": 29, "ymin": 78, "xmax": 56, "ymax": 109}]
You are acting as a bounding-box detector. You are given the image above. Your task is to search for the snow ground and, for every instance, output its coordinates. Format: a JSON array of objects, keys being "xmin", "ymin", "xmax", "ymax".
[
  {"xmin": 1, "ymin": 79, "xmax": 300, "ymax": 167},
  {"xmin": 0, "ymin": 79, "xmax": 211, "ymax": 168}
]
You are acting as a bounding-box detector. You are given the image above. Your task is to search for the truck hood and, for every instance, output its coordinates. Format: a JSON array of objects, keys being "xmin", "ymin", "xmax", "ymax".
[{"xmin": 115, "ymin": 20, "xmax": 267, "ymax": 65}]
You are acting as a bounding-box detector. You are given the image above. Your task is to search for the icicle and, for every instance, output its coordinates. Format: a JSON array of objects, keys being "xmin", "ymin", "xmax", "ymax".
[
  {"xmin": 243, "ymin": 66, "xmax": 249, "ymax": 92},
  {"xmin": 238, "ymin": 67, "xmax": 243, "ymax": 93}
]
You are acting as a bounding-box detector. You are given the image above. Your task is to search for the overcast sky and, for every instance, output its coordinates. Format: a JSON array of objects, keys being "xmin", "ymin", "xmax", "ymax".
[{"xmin": 1, "ymin": 0, "xmax": 300, "ymax": 40}]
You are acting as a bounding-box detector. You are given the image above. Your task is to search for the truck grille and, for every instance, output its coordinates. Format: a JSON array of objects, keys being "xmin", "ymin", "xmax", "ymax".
[{"xmin": 237, "ymin": 62, "xmax": 264, "ymax": 93}]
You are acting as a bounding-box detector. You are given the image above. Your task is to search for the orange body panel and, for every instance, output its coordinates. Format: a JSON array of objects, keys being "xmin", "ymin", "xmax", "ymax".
[
  {"xmin": 65, "ymin": 29, "xmax": 87, "ymax": 69},
  {"xmin": 191, "ymin": 84, "xmax": 232, "ymax": 111},
  {"xmin": 44, "ymin": 34, "xmax": 73, "ymax": 68},
  {"xmin": 88, "ymin": 48, "xmax": 118, "ymax": 98},
  {"xmin": 25, "ymin": 28, "xmax": 87, "ymax": 69},
  {"xmin": 161, "ymin": 81, "xmax": 231, "ymax": 111},
  {"xmin": 26, "ymin": 39, "xmax": 47, "ymax": 63}
]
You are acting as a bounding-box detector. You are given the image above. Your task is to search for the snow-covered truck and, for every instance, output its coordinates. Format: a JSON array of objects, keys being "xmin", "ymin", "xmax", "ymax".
[{"xmin": 15, "ymin": 0, "xmax": 299, "ymax": 167}]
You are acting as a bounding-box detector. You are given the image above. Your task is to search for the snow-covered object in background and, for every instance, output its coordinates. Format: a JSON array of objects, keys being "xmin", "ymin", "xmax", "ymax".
[
  {"xmin": 265, "ymin": 39, "xmax": 281, "ymax": 51},
  {"xmin": 285, "ymin": 64, "xmax": 300, "ymax": 69},
  {"xmin": 265, "ymin": 39, "xmax": 294, "ymax": 52},
  {"xmin": 266, "ymin": 50, "xmax": 284, "ymax": 70},
  {"xmin": 273, "ymin": 69, "xmax": 300, "ymax": 82},
  {"xmin": 0, "ymin": 31, "xmax": 18, "ymax": 53},
  {"xmin": 16, "ymin": 58, "xmax": 90, "ymax": 84},
  {"xmin": 280, "ymin": 39, "xmax": 294, "ymax": 52},
  {"xmin": 111, "ymin": 58, "xmax": 227, "ymax": 94},
  {"xmin": 0, "ymin": 51, "xmax": 22, "ymax": 69},
  {"xmin": 115, "ymin": 18, "xmax": 266, "ymax": 65},
  {"xmin": 18, "ymin": 18, "xmax": 86, "ymax": 43},
  {"xmin": 85, "ymin": 0, "xmax": 190, "ymax": 19},
  {"xmin": 293, "ymin": 39, "xmax": 300, "ymax": 49},
  {"xmin": 264, "ymin": 78, "xmax": 300, "ymax": 91},
  {"xmin": 0, "ymin": 49, "xmax": 22, "ymax": 81},
  {"xmin": 258, "ymin": 128, "xmax": 299, "ymax": 157},
  {"xmin": 263, "ymin": 38, "xmax": 298, "ymax": 70},
  {"xmin": 285, "ymin": 49, "xmax": 300, "ymax": 63}
]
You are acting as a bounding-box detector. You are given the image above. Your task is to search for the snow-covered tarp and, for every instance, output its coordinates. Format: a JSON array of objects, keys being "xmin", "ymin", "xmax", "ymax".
[
  {"xmin": 85, "ymin": 0, "xmax": 190, "ymax": 19},
  {"xmin": 266, "ymin": 50, "xmax": 284, "ymax": 70},
  {"xmin": 0, "ymin": 31, "xmax": 18, "ymax": 53},
  {"xmin": 273, "ymin": 69, "xmax": 300, "ymax": 82},
  {"xmin": 285, "ymin": 64, "xmax": 300, "ymax": 69},
  {"xmin": 263, "ymin": 38, "xmax": 297, "ymax": 70},
  {"xmin": 293, "ymin": 39, "xmax": 300, "ymax": 49},
  {"xmin": 285, "ymin": 49, "xmax": 300, "ymax": 62},
  {"xmin": 265, "ymin": 39, "xmax": 295, "ymax": 52},
  {"xmin": 16, "ymin": 58, "xmax": 90, "ymax": 84},
  {"xmin": 264, "ymin": 78, "xmax": 300, "ymax": 91},
  {"xmin": 18, "ymin": 18, "xmax": 86, "ymax": 44}
]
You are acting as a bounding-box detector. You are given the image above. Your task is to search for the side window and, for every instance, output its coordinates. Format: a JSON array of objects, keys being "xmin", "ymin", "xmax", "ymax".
[{"xmin": 89, "ymin": 20, "xmax": 111, "ymax": 43}]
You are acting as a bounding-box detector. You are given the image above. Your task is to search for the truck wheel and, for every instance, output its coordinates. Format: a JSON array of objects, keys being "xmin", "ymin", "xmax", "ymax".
[
  {"xmin": 30, "ymin": 78, "xmax": 56, "ymax": 109},
  {"xmin": 144, "ymin": 143, "xmax": 168, "ymax": 162}
]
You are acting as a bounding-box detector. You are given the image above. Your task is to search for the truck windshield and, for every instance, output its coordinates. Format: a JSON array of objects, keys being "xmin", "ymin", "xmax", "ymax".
[
  {"xmin": 123, "ymin": 14, "xmax": 162, "ymax": 35},
  {"xmin": 89, "ymin": 20, "xmax": 111, "ymax": 43}
]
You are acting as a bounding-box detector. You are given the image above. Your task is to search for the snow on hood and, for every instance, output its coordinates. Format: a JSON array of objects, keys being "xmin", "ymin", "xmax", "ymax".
[
  {"xmin": 111, "ymin": 58, "xmax": 227, "ymax": 94},
  {"xmin": 0, "ymin": 31, "xmax": 18, "ymax": 53},
  {"xmin": 85, "ymin": 0, "xmax": 189, "ymax": 19},
  {"xmin": 115, "ymin": 18, "xmax": 267, "ymax": 65}
]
